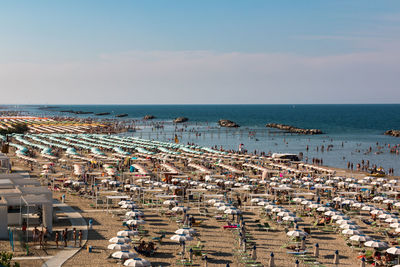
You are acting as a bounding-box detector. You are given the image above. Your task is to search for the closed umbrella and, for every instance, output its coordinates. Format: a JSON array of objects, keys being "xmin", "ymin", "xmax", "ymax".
[
  {"xmin": 333, "ymin": 250, "xmax": 339, "ymax": 265},
  {"xmin": 360, "ymin": 257, "xmax": 365, "ymax": 267},
  {"xmin": 269, "ymin": 252, "xmax": 275, "ymax": 267},
  {"xmin": 314, "ymin": 243, "xmax": 319, "ymax": 257},
  {"xmin": 251, "ymin": 245, "xmax": 257, "ymax": 260}
]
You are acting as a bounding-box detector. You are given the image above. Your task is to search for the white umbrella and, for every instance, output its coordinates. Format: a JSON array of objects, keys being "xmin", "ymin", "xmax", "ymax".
[
  {"xmin": 123, "ymin": 258, "xmax": 151, "ymax": 266},
  {"xmin": 172, "ymin": 206, "xmax": 189, "ymax": 212},
  {"xmin": 340, "ymin": 224, "xmax": 359, "ymax": 229},
  {"xmin": 387, "ymin": 246, "xmax": 400, "ymax": 255},
  {"xmin": 112, "ymin": 251, "xmax": 138, "ymax": 260},
  {"xmin": 117, "ymin": 230, "xmax": 138, "ymax": 237},
  {"xmin": 126, "ymin": 211, "xmax": 144, "ymax": 217},
  {"xmin": 391, "ymin": 223, "xmax": 400, "ymax": 228},
  {"xmin": 342, "ymin": 229, "xmax": 361, "ymax": 235},
  {"xmin": 122, "ymin": 203, "xmax": 137, "ymax": 209},
  {"xmin": 364, "ymin": 240, "xmax": 389, "ymax": 249},
  {"xmin": 349, "ymin": 235, "xmax": 372, "ymax": 242},
  {"xmin": 126, "ymin": 219, "xmax": 146, "ymax": 226},
  {"xmin": 163, "ymin": 200, "xmax": 178, "ymax": 205},
  {"xmin": 287, "ymin": 230, "xmax": 307, "ymax": 237},
  {"xmin": 224, "ymin": 209, "xmax": 241, "ymax": 214},
  {"xmin": 108, "ymin": 243, "xmax": 132, "ymax": 250},
  {"xmin": 175, "ymin": 228, "xmax": 196, "ymax": 235},
  {"xmin": 283, "ymin": 216, "xmax": 302, "ymax": 222},
  {"xmin": 170, "ymin": 234, "xmax": 193, "ymax": 242},
  {"xmin": 109, "ymin": 237, "xmax": 131, "ymax": 243}
]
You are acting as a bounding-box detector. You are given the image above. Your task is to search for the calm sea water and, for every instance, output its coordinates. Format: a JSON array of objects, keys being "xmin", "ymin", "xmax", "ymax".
[{"xmin": 7, "ymin": 104, "xmax": 400, "ymax": 175}]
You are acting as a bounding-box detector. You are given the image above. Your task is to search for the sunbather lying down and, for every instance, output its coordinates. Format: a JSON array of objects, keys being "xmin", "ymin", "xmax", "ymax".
[{"xmin": 135, "ymin": 241, "xmax": 157, "ymax": 256}]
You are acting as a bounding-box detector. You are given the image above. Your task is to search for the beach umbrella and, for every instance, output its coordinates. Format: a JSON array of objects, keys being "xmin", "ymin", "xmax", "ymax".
[
  {"xmin": 333, "ymin": 250, "xmax": 339, "ymax": 265},
  {"xmin": 170, "ymin": 234, "xmax": 193, "ymax": 242},
  {"xmin": 336, "ymin": 219, "xmax": 354, "ymax": 225},
  {"xmin": 324, "ymin": 211, "xmax": 337, "ymax": 216},
  {"xmin": 126, "ymin": 219, "xmax": 146, "ymax": 226},
  {"xmin": 163, "ymin": 200, "xmax": 178, "ymax": 206},
  {"xmin": 386, "ymin": 217, "xmax": 400, "ymax": 223},
  {"xmin": 175, "ymin": 228, "xmax": 196, "ymax": 235},
  {"xmin": 387, "ymin": 246, "xmax": 400, "ymax": 255},
  {"xmin": 332, "ymin": 215, "xmax": 349, "ymax": 221},
  {"xmin": 340, "ymin": 224, "xmax": 359, "ymax": 229},
  {"xmin": 390, "ymin": 223, "xmax": 400, "ymax": 228},
  {"xmin": 123, "ymin": 258, "xmax": 151, "ymax": 267},
  {"xmin": 172, "ymin": 206, "xmax": 189, "ymax": 213},
  {"xmin": 250, "ymin": 198, "xmax": 262, "ymax": 203},
  {"xmin": 269, "ymin": 252, "xmax": 275, "ymax": 267},
  {"xmin": 189, "ymin": 248, "xmax": 193, "ymax": 262},
  {"xmin": 117, "ymin": 230, "xmax": 138, "ymax": 237},
  {"xmin": 277, "ymin": 211, "xmax": 294, "ymax": 217},
  {"xmin": 252, "ymin": 245, "xmax": 257, "ymax": 260},
  {"xmin": 370, "ymin": 209, "xmax": 384, "ymax": 215},
  {"xmin": 287, "ymin": 230, "xmax": 307, "ymax": 237},
  {"xmin": 301, "ymin": 237, "xmax": 306, "ymax": 250},
  {"xmin": 107, "ymin": 243, "xmax": 131, "ymax": 250},
  {"xmin": 125, "ymin": 211, "xmax": 144, "ymax": 217},
  {"xmin": 225, "ymin": 208, "xmax": 241, "ymax": 215},
  {"xmin": 112, "ymin": 251, "xmax": 137, "ymax": 260},
  {"xmin": 109, "ymin": 237, "xmax": 131, "ymax": 243},
  {"xmin": 316, "ymin": 206, "xmax": 330, "ymax": 212},
  {"xmin": 349, "ymin": 235, "xmax": 372, "ymax": 242},
  {"xmin": 395, "ymin": 228, "xmax": 400, "ymax": 233},
  {"xmin": 342, "ymin": 229, "xmax": 361, "ymax": 235},
  {"xmin": 314, "ymin": 243, "xmax": 319, "ymax": 257},
  {"xmin": 364, "ymin": 240, "xmax": 388, "ymax": 249},
  {"xmin": 283, "ymin": 216, "xmax": 302, "ymax": 222},
  {"xmin": 122, "ymin": 203, "xmax": 137, "ymax": 209}
]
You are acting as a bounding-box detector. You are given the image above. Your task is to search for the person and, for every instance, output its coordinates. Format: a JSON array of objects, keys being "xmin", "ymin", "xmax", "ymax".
[
  {"xmin": 33, "ymin": 226, "xmax": 38, "ymax": 244},
  {"xmin": 237, "ymin": 196, "xmax": 242, "ymax": 208},
  {"xmin": 55, "ymin": 231, "xmax": 59, "ymax": 248},
  {"xmin": 137, "ymin": 240, "xmax": 146, "ymax": 252},
  {"xmin": 73, "ymin": 228, "xmax": 77, "ymax": 247},
  {"xmin": 79, "ymin": 230, "xmax": 83, "ymax": 247},
  {"xmin": 63, "ymin": 228, "xmax": 68, "ymax": 247}
]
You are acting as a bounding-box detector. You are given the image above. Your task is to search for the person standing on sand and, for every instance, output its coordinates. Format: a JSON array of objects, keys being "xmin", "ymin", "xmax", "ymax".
[
  {"xmin": 55, "ymin": 231, "xmax": 59, "ymax": 248},
  {"xmin": 73, "ymin": 228, "xmax": 77, "ymax": 247},
  {"xmin": 63, "ymin": 228, "xmax": 68, "ymax": 247},
  {"xmin": 79, "ymin": 230, "xmax": 83, "ymax": 247}
]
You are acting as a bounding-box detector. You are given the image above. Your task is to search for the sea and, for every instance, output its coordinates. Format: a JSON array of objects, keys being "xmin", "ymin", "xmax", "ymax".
[{"xmin": 5, "ymin": 104, "xmax": 400, "ymax": 176}]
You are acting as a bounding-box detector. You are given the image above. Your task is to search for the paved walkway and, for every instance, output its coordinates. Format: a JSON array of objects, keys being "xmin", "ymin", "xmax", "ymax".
[{"xmin": 41, "ymin": 201, "xmax": 88, "ymax": 267}]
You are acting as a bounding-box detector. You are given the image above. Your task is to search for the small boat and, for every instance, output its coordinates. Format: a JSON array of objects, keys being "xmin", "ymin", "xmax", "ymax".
[
  {"xmin": 116, "ymin": 113, "xmax": 128, "ymax": 118},
  {"xmin": 95, "ymin": 112, "xmax": 110, "ymax": 116}
]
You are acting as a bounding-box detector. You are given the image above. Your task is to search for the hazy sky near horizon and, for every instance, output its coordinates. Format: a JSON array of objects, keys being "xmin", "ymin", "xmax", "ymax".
[{"xmin": 1, "ymin": 1, "xmax": 400, "ymax": 104}]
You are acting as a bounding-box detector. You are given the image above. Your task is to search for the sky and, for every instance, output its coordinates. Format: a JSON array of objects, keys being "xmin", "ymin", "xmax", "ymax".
[{"xmin": 1, "ymin": 0, "xmax": 400, "ymax": 104}]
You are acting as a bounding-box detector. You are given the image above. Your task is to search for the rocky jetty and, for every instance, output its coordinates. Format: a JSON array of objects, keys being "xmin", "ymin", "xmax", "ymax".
[
  {"xmin": 174, "ymin": 117, "xmax": 189, "ymax": 123},
  {"xmin": 385, "ymin": 130, "xmax": 400, "ymax": 137},
  {"xmin": 266, "ymin": 123, "xmax": 323, "ymax": 135},
  {"xmin": 218, "ymin": 119, "xmax": 240, "ymax": 128},
  {"xmin": 143, "ymin": 115, "xmax": 155, "ymax": 120}
]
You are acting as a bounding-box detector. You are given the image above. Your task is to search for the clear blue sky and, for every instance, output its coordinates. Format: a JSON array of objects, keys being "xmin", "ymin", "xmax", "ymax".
[{"xmin": 1, "ymin": 0, "xmax": 400, "ymax": 104}]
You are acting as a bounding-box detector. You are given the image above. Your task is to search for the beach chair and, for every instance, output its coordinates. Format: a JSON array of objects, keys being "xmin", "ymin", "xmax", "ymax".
[{"xmin": 151, "ymin": 233, "xmax": 165, "ymax": 244}]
